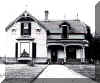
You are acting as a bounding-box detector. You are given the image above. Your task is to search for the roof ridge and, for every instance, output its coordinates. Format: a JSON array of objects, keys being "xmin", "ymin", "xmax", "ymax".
[{"xmin": 40, "ymin": 19, "xmax": 81, "ymax": 22}]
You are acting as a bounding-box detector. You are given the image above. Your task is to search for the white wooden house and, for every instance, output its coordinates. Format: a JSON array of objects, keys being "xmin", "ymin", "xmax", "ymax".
[{"xmin": 5, "ymin": 10, "xmax": 89, "ymax": 64}]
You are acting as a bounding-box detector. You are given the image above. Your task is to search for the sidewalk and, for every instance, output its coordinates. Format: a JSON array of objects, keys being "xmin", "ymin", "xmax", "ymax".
[
  {"xmin": 38, "ymin": 65, "xmax": 88, "ymax": 78},
  {"xmin": 33, "ymin": 65, "xmax": 97, "ymax": 83}
]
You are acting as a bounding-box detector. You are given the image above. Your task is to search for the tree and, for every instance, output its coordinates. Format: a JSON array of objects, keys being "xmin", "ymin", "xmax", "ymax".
[{"xmin": 85, "ymin": 25, "xmax": 95, "ymax": 63}]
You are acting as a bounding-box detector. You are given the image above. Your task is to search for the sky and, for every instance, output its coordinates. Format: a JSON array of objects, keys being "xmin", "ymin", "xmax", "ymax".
[
  {"xmin": 0, "ymin": 0, "xmax": 98, "ymax": 35},
  {"xmin": 0, "ymin": 0, "xmax": 98, "ymax": 57},
  {"xmin": 0, "ymin": 0, "xmax": 99, "ymax": 35}
]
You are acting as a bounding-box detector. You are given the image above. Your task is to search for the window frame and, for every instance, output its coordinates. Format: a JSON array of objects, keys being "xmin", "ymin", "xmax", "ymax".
[
  {"xmin": 61, "ymin": 25, "xmax": 69, "ymax": 38},
  {"xmin": 21, "ymin": 22, "xmax": 31, "ymax": 36}
]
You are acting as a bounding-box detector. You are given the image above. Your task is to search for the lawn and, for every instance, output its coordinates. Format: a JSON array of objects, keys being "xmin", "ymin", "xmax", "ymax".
[
  {"xmin": 2, "ymin": 64, "xmax": 47, "ymax": 83},
  {"xmin": 65, "ymin": 65, "xmax": 95, "ymax": 79}
]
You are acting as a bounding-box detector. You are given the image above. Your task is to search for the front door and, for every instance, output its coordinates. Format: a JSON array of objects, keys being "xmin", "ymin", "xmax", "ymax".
[
  {"xmin": 51, "ymin": 50, "xmax": 57, "ymax": 63},
  {"xmin": 20, "ymin": 42, "xmax": 30, "ymax": 57},
  {"xmin": 66, "ymin": 46, "xmax": 76, "ymax": 63}
]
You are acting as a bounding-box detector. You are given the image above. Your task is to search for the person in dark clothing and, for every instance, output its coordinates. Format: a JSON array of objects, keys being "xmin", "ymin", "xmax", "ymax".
[{"xmin": 20, "ymin": 49, "xmax": 29, "ymax": 57}]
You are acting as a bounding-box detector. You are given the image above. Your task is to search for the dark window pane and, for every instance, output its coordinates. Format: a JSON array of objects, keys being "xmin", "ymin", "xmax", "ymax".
[
  {"xmin": 21, "ymin": 23, "xmax": 24, "ymax": 35},
  {"xmin": 32, "ymin": 43, "xmax": 36, "ymax": 58},
  {"xmin": 28, "ymin": 23, "xmax": 31, "ymax": 35},
  {"xmin": 62, "ymin": 26, "xmax": 68, "ymax": 38},
  {"xmin": 15, "ymin": 43, "xmax": 18, "ymax": 59},
  {"xmin": 21, "ymin": 22, "xmax": 31, "ymax": 35}
]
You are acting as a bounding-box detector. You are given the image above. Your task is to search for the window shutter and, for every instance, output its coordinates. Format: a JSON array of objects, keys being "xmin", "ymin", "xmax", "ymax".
[
  {"xmin": 28, "ymin": 23, "xmax": 31, "ymax": 35},
  {"xmin": 32, "ymin": 43, "xmax": 36, "ymax": 58},
  {"xmin": 21, "ymin": 23, "xmax": 24, "ymax": 35},
  {"xmin": 15, "ymin": 43, "xmax": 18, "ymax": 59}
]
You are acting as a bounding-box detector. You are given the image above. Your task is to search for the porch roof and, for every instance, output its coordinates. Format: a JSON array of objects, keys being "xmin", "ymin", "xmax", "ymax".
[{"xmin": 47, "ymin": 39, "xmax": 88, "ymax": 45}]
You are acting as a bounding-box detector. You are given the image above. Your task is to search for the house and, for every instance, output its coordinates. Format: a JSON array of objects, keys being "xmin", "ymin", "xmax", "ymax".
[{"xmin": 5, "ymin": 10, "xmax": 89, "ymax": 64}]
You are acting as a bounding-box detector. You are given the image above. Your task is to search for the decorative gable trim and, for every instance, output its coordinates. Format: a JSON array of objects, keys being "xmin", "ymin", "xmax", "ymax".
[{"xmin": 5, "ymin": 10, "xmax": 48, "ymax": 32}]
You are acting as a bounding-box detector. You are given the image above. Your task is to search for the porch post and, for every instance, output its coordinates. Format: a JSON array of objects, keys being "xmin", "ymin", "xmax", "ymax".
[{"xmin": 81, "ymin": 46, "xmax": 85, "ymax": 63}]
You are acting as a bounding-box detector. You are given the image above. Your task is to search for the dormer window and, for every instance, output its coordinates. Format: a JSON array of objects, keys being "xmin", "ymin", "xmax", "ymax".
[
  {"xmin": 62, "ymin": 25, "xmax": 68, "ymax": 38},
  {"xmin": 59, "ymin": 21, "xmax": 71, "ymax": 39},
  {"xmin": 21, "ymin": 22, "xmax": 31, "ymax": 36}
]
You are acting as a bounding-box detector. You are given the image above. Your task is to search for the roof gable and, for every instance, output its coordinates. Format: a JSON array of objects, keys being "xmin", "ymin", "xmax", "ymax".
[{"xmin": 5, "ymin": 11, "xmax": 47, "ymax": 31}]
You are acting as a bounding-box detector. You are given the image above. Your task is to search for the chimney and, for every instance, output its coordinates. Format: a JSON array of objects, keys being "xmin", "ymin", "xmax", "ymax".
[{"xmin": 44, "ymin": 10, "xmax": 49, "ymax": 21}]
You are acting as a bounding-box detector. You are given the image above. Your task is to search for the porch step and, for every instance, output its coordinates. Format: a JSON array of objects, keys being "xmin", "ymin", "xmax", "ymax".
[
  {"xmin": 34, "ymin": 58, "xmax": 48, "ymax": 64},
  {"xmin": 66, "ymin": 59, "xmax": 81, "ymax": 64},
  {"xmin": 2, "ymin": 57, "xmax": 18, "ymax": 64}
]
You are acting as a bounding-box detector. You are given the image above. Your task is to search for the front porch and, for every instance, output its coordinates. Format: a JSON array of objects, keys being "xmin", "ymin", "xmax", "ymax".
[{"xmin": 47, "ymin": 39, "xmax": 88, "ymax": 64}]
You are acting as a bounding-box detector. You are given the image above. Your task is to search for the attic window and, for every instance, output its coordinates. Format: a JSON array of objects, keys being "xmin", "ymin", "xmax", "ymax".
[
  {"xmin": 21, "ymin": 22, "xmax": 31, "ymax": 35},
  {"xmin": 24, "ymin": 23, "xmax": 28, "ymax": 29}
]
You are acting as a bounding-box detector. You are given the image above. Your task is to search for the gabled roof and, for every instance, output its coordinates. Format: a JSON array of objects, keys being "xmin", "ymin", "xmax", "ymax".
[
  {"xmin": 5, "ymin": 11, "xmax": 89, "ymax": 34},
  {"xmin": 5, "ymin": 11, "xmax": 47, "ymax": 31},
  {"xmin": 40, "ymin": 20, "xmax": 88, "ymax": 34}
]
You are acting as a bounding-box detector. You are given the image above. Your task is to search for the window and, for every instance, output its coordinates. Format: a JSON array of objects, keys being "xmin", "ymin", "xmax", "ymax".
[
  {"xmin": 59, "ymin": 21, "xmax": 71, "ymax": 39},
  {"xmin": 24, "ymin": 23, "xmax": 29, "ymax": 29},
  {"xmin": 32, "ymin": 43, "xmax": 36, "ymax": 58},
  {"xmin": 21, "ymin": 22, "xmax": 31, "ymax": 35},
  {"xmin": 62, "ymin": 25, "xmax": 68, "ymax": 38}
]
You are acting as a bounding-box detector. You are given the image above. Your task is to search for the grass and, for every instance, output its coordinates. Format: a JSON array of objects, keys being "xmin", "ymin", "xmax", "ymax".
[
  {"xmin": 2, "ymin": 64, "xmax": 47, "ymax": 83},
  {"xmin": 65, "ymin": 65, "xmax": 95, "ymax": 79}
]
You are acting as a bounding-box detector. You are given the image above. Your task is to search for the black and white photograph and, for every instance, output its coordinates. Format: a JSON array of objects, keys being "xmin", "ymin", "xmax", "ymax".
[{"xmin": 0, "ymin": 0, "xmax": 99, "ymax": 83}]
